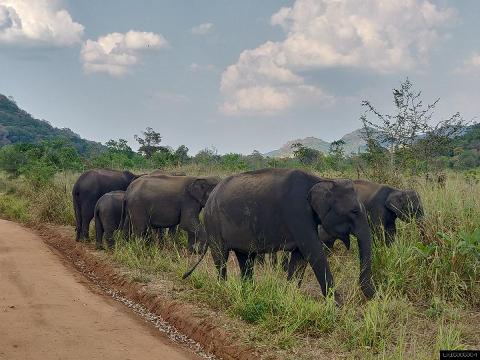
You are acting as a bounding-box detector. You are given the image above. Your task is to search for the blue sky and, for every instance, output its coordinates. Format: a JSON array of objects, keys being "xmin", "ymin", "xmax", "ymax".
[{"xmin": 0, "ymin": 0, "xmax": 479, "ymax": 154}]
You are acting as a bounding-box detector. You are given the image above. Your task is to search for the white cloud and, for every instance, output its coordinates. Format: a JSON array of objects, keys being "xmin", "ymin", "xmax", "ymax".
[
  {"xmin": 220, "ymin": 0, "xmax": 455, "ymax": 116},
  {"xmin": 0, "ymin": 0, "xmax": 84, "ymax": 46},
  {"xmin": 454, "ymin": 53, "xmax": 480, "ymax": 75},
  {"xmin": 191, "ymin": 22, "xmax": 214, "ymax": 35},
  {"xmin": 81, "ymin": 30, "xmax": 168, "ymax": 76}
]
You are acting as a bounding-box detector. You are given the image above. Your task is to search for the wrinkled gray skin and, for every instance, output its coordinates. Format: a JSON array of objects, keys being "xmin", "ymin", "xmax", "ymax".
[
  {"xmin": 94, "ymin": 191, "xmax": 125, "ymax": 249},
  {"xmin": 148, "ymin": 170, "xmax": 187, "ymax": 236},
  {"xmin": 122, "ymin": 175, "xmax": 220, "ymax": 252},
  {"xmin": 287, "ymin": 179, "xmax": 424, "ymax": 285},
  {"xmin": 183, "ymin": 169, "xmax": 375, "ymax": 301},
  {"xmin": 73, "ymin": 169, "xmax": 138, "ymax": 241}
]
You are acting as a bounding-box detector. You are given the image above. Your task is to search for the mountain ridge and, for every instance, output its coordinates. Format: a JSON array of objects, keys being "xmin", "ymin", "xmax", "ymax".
[
  {"xmin": 265, "ymin": 128, "xmax": 371, "ymax": 158},
  {"xmin": 0, "ymin": 94, "xmax": 104, "ymax": 155}
]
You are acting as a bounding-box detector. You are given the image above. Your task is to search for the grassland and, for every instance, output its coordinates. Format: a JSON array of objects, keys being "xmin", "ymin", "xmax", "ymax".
[{"xmin": 0, "ymin": 168, "xmax": 478, "ymax": 359}]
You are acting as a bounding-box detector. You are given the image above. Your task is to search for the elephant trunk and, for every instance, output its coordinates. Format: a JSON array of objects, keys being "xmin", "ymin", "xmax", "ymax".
[{"xmin": 353, "ymin": 215, "xmax": 375, "ymax": 299}]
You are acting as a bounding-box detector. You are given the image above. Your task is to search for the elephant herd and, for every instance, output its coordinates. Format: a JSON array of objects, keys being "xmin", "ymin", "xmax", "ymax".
[{"xmin": 72, "ymin": 168, "xmax": 424, "ymax": 301}]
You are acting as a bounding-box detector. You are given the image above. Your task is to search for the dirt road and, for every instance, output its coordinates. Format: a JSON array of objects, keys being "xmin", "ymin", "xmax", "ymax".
[{"xmin": 0, "ymin": 219, "xmax": 200, "ymax": 360}]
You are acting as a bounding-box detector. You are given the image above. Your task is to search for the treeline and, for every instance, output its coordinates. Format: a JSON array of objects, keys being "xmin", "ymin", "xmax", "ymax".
[{"xmin": 0, "ymin": 80, "xmax": 478, "ymax": 187}]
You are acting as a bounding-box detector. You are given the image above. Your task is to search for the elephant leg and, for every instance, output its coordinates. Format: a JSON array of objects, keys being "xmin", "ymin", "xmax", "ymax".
[
  {"xmin": 186, "ymin": 231, "xmax": 198, "ymax": 253},
  {"xmin": 180, "ymin": 211, "xmax": 205, "ymax": 253},
  {"xmin": 121, "ymin": 211, "xmax": 131, "ymax": 239},
  {"xmin": 235, "ymin": 251, "xmax": 256, "ymax": 280},
  {"xmin": 95, "ymin": 220, "xmax": 104, "ymax": 250},
  {"xmin": 211, "ymin": 243, "xmax": 228, "ymax": 280},
  {"xmin": 297, "ymin": 235, "xmax": 335, "ymax": 299},
  {"xmin": 74, "ymin": 201, "xmax": 82, "ymax": 242},
  {"xmin": 168, "ymin": 225, "xmax": 178, "ymax": 238},
  {"xmin": 80, "ymin": 202, "xmax": 95, "ymax": 241},
  {"xmin": 287, "ymin": 249, "xmax": 307, "ymax": 287},
  {"xmin": 105, "ymin": 231, "xmax": 115, "ymax": 249},
  {"xmin": 129, "ymin": 211, "xmax": 149, "ymax": 239},
  {"xmin": 384, "ymin": 222, "xmax": 396, "ymax": 246}
]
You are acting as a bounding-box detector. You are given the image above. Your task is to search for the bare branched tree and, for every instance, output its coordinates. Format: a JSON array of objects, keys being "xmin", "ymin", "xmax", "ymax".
[{"xmin": 361, "ymin": 78, "xmax": 467, "ymax": 173}]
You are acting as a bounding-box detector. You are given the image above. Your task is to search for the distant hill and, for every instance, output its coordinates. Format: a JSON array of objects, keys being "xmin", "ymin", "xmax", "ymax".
[
  {"xmin": 265, "ymin": 136, "xmax": 330, "ymax": 158},
  {"xmin": 0, "ymin": 94, "xmax": 103, "ymax": 155},
  {"xmin": 265, "ymin": 128, "xmax": 374, "ymax": 158}
]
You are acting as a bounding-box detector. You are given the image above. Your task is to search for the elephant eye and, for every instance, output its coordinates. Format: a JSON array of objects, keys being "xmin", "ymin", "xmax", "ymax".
[{"xmin": 351, "ymin": 208, "xmax": 359, "ymax": 214}]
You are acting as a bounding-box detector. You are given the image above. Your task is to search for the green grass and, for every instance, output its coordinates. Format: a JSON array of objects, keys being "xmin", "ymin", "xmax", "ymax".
[
  {"xmin": 0, "ymin": 169, "xmax": 478, "ymax": 359},
  {"xmin": 0, "ymin": 193, "xmax": 31, "ymax": 222}
]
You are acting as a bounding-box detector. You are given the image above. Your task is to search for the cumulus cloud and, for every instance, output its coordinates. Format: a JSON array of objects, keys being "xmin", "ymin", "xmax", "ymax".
[
  {"xmin": 453, "ymin": 53, "xmax": 480, "ymax": 75},
  {"xmin": 0, "ymin": 0, "xmax": 84, "ymax": 46},
  {"xmin": 220, "ymin": 0, "xmax": 455, "ymax": 116},
  {"xmin": 81, "ymin": 30, "xmax": 168, "ymax": 76},
  {"xmin": 191, "ymin": 22, "xmax": 214, "ymax": 35}
]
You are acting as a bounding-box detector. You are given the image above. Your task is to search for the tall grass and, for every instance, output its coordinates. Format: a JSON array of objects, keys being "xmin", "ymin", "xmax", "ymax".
[{"xmin": 0, "ymin": 169, "xmax": 478, "ymax": 358}]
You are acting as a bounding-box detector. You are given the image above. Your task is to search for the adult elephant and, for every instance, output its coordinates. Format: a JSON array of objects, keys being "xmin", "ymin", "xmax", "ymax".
[
  {"xmin": 72, "ymin": 169, "xmax": 138, "ymax": 241},
  {"xmin": 325, "ymin": 179, "xmax": 424, "ymax": 248},
  {"xmin": 94, "ymin": 190, "xmax": 125, "ymax": 250},
  {"xmin": 286, "ymin": 179, "xmax": 424, "ymax": 285},
  {"xmin": 183, "ymin": 169, "xmax": 375, "ymax": 301},
  {"xmin": 122, "ymin": 175, "xmax": 220, "ymax": 252}
]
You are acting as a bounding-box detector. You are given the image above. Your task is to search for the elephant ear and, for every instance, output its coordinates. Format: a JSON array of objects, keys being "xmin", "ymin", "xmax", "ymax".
[
  {"xmin": 308, "ymin": 181, "xmax": 335, "ymax": 221},
  {"xmin": 385, "ymin": 190, "xmax": 406, "ymax": 219},
  {"xmin": 187, "ymin": 178, "xmax": 210, "ymax": 206}
]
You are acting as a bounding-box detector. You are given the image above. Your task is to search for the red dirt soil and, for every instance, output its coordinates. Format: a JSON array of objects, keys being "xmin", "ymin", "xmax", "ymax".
[{"xmin": 0, "ymin": 219, "xmax": 200, "ymax": 360}]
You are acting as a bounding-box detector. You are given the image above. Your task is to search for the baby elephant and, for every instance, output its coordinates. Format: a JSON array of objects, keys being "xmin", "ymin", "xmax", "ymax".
[{"xmin": 94, "ymin": 190, "xmax": 125, "ymax": 250}]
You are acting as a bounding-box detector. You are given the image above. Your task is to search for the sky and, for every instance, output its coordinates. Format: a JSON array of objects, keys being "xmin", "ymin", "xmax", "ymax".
[{"xmin": 0, "ymin": 0, "xmax": 479, "ymax": 154}]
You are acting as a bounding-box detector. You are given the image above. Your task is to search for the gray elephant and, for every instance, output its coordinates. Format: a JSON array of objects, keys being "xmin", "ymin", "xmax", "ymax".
[
  {"xmin": 94, "ymin": 190, "xmax": 125, "ymax": 250},
  {"xmin": 122, "ymin": 174, "xmax": 220, "ymax": 252},
  {"xmin": 72, "ymin": 169, "xmax": 138, "ymax": 241},
  {"xmin": 286, "ymin": 179, "xmax": 424, "ymax": 285},
  {"xmin": 325, "ymin": 179, "xmax": 424, "ymax": 248},
  {"xmin": 183, "ymin": 169, "xmax": 375, "ymax": 301}
]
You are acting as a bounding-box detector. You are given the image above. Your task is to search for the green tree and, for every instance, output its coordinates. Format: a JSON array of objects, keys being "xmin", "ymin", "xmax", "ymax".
[
  {"xmin": 134, "ymin": 127, "xmax": 164, "ymax": 158},
  {"xmin": 220, "ymin": 153, "xmax": 248, "ymax": 171},
  {"xmin": 173, "ymin": 145, "xmax": 190, "ymax": 165},
  {"xmin": 106, "ymin": 139, "xmax": 133, "ymax": 154},
  {"xmin": 194, "ymin": 147, "xmax": 220, "ymax": 165},
  {"xmin": 291, "ymin": 143, "xmax": 320, "ymax": 165}
]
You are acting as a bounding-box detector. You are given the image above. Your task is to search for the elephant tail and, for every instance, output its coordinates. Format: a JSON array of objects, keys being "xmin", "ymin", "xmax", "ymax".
[{"xmin": 182, "ymin": 242, "xmax": 209, "ymax": 279}]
